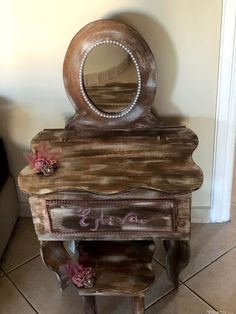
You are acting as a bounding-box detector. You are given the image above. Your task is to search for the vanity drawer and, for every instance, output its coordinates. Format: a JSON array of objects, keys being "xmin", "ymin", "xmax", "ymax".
[{"xmin": 30, "ymin": 195, "xmax": 191, "ymax": 240}]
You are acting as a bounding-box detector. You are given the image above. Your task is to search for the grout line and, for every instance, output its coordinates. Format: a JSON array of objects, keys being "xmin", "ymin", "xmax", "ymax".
[
  {"xmin": 145, "ymin": 287, "xmax": 175, "ymax": 310},
  {"xmin": 153, "ymin": 256, "xmax": 165, "ymax": 268},
  {"xmin": 183, "ymin": 243, "xmax": 236, "ymax": 283},
  {"xmin": 1, "ymin": 254, "xmax": 40, "ymax": 275},
  {"xmin": 145, "ymin": 276, "xmax": 220, "ymax": 311},
  {"xmin": 145, "ymin": 280, "xmax": 193, "ymax": 310},
  {"xmin": 183, "ymin": 283, "xmax": 217, "ymax": 311},
  {"xmin": 5, "ymin": 273, "xmax": 39, "ymax": 313},
  {"xmin": 148, "ymin": 257, "xmax": 180, "ymax": 309},
  {"xmin": 153, "ymin": 256, "xmax": 187, "ymax": 286},
  {"xmin": 151, "ymin": 243, "xmax": 236, "ymax": 310},
  {"xmin": 147, "ymin": 257, "xmax": 175, "ymax": 309}
]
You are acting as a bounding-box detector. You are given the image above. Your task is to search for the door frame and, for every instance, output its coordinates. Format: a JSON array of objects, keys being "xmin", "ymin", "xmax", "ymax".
[{"xmin": 211, "ymin": 0, "xmax": 236, "ymax": 222}]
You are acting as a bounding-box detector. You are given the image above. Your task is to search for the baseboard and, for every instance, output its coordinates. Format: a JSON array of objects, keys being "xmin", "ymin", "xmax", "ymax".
[
  {"xmin": 191, "ymin": 207, "xmax": 211, "ymax": 223},
  {"xmin": 19, "ymin": 201, "xmax": 31, "ymax": 217}
]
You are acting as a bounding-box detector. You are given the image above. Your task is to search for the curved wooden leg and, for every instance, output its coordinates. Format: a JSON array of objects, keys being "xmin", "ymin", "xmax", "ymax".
[
  {"xmin": 165, "ymin": 240, "xmax": 190, "ymax": 288},
  {"xmin": 132, "ymin": 296, "xmax": 145, "ymax": 314},
  {"xmin": 82, "ymin": 296, "xmax": 97, "ymax": 314},
  {"xmin": 40, "ymin": 241, "xmax": 71, "ymax": 290}
]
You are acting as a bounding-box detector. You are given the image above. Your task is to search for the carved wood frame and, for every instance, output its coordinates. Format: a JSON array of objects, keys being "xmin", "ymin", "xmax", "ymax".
[{"xmin": 63, "ymin": 19, "xmax": 158, "ymax": 128}]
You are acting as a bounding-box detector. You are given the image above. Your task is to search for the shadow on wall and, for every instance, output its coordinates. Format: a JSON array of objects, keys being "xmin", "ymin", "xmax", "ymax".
[
  {"xmin": 0, "ymin": 95, "xmax": 69, "ymax": 204},
  {"xmin": 0, "ymin": 96, "xmax": 67, "ymax": 172},
  {"xmin": 106, "ymin": 11, "xmax": 185, "ymax": 126},
  {"xmin": 0, "ymin": 96, "xmax": 31, "ymax": 185},
  {"xmin": 0, "ymin": 97, "xmax": 30, "ymax": 171},
  {"xmin": 0, "ymin": 96, "xmax": 55, "ymax": 201}
]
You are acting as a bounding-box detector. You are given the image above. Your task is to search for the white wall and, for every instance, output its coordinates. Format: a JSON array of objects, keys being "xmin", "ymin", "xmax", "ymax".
[{"xmin": 0, "ymin": 0, "xmax": 222, "ymax": 216}]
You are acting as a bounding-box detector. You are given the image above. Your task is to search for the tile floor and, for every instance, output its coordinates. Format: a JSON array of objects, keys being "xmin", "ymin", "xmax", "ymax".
[{"xmin": 0, "ymin": 171, "xmax": 236, "ymax": 313}]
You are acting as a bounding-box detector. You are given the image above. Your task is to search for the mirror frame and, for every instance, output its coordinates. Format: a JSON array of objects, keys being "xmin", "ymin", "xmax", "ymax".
[{"xmin": 63, "ymin": 19, "xmax": 157, "ymax": 127}]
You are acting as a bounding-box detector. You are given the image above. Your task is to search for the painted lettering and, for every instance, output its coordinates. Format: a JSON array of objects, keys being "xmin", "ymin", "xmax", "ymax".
[{"xmin": 75, "ymin": 208, "xmax": 149, "ymax": 232}]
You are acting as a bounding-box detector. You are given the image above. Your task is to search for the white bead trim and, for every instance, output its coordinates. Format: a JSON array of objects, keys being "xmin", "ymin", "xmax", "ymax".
[{"xmin": 79, "ymin": 40, "xmax": 141, "ymax": 119}]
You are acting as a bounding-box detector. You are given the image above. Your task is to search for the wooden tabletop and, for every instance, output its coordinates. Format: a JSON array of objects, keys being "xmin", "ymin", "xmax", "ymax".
[{"xmin": 18, "ymin": 127, "xmax": 203, "ymax": 195}]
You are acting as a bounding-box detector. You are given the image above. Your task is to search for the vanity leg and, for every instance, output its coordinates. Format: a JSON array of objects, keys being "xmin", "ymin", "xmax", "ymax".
[
  {"xmin": 132, "ymin": 296, "xmax": 145, "ymax": 314},
  {"xmin": 165, "ymin": 240, "xmax": 190, "ymax": 288},
  {"xmin": 40, "ymin": 241, "xmax": 71, "ymax": 290},
  {"xmin": 82, "ymin": 296, "xmax": 97, "ymax": 314}
]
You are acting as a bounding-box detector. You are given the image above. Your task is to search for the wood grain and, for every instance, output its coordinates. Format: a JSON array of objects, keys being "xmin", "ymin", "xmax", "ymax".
[
  {"xmin": 82, "ymin": 296, "xmax": 98, "ymax": 314},
  {"xmin": 40, "ymin": 240, "xmax": 155, "ymax": 296},
  {"xmin": 77, "ymin": 240, "xmax": 155, "ymax": 295},
  {"xmin": 165, "ymin": 240, "xmax": 190, "ymax": 288},
  {"xmin": 28, "ymin": 191, "xmax": 191, "ymax": 240},
  {"xmin": 17, "ymin": 19, "xmax": 204, "ymax": 303},
  {"xmin": 18, "ymin": 127, "xmax": 203, "ymax": 196},
  {"xmin": 63, "ymin": 19, "xmax": 159, "ymax": 128},
  {"xmin": 40, "ymin": 241, "xmax": 71, "ymax": 290},
  {"xmin": 132, "ymin": 297, "xmax": 145, "ymax": 314}
]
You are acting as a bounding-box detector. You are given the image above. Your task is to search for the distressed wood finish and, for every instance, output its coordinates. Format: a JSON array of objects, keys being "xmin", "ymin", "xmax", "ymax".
[
  {"xmin": 165, "ymin": 240, "xmax": 191, "ymax": 288},
  {"xmin": 63, "ymin": 19, "xmax": 159, "ymax": 128},
  {"xmin": 132, "ymin": 297, "xmax": 145, "ymax": 314},
  {"xmin": 77, "ymin": 240, "xmax": 155, "ymax": 295},
  {"xmin": 18, "ymin": 127, "xmax": 202, "ymax": 196},
  {"xmin": 82, "ymin": 296, "xmax": 98, "ymax": 314},
  {"xmin": 40, "ymin": 241, "xmax": 71, "ymax": 290},
  {"xmin": 40, "ymin": 240, "xmax": 155, "ymax": 296},
  {"xmin": 29, "ymin": 191, "xmax": 191, "ymax": 240},
  {"xmin": 18, "ymin": 19, "xmax": 204, "ymax": 313}
]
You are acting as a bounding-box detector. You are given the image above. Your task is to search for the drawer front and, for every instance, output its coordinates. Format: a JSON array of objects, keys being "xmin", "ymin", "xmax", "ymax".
[
  {"xmin": 30, "ymin": 195, "xmax": 190, "ymax": 240},
  {"xmin": 47, "ymin": 199, "xmax": 175, "ymax": 233}
]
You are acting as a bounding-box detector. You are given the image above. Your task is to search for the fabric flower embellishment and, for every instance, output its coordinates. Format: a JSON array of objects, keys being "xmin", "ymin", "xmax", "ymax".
[
  {"xmin": 24, "ymin": 142, "xmax": 62, "ymax": 176},
  {"xmin": 66, "ymin": 261, "xmax": 95, "ymax": 289}
]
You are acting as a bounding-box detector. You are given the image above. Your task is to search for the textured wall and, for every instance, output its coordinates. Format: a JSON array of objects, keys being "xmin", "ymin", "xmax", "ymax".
[{"xmin": 0, "ymin": 0, "xmax": 222, "ymax": 214}]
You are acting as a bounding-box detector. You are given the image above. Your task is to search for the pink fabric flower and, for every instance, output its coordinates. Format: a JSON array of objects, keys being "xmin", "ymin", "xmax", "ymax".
[
  {"xmin": 66, "ymin": 261, "xmax": 95, "ymax": 288},
  {"xmin": 24, "ymin": 142, "xmax": 62, "ymax": 174}
]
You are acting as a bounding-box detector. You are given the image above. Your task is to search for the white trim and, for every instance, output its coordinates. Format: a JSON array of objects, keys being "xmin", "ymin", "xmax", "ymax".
[{"xmin": 211, "ymin": 0, "xmax": 236, "ymax": 222}]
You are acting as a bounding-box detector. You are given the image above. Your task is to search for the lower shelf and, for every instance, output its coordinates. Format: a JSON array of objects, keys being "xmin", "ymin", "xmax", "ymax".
[{"xmin": 41, "ymin": 240, "xmax": 155, "ymax": 295}]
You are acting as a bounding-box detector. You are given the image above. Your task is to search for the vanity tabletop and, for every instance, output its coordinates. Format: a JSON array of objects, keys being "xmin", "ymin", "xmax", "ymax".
[{"xmin": 18, "ymin": 126, "xmax": 203, "ymax": 196}]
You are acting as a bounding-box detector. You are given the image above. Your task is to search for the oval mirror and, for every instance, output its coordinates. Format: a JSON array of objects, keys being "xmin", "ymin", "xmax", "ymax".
[{"xmin": 82, "ymin": 43, "xmax": 138, "ymax": 114}]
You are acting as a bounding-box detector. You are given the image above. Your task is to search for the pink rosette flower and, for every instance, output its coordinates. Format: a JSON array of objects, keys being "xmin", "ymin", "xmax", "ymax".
[
  {"xmin": 66, "ymin": 261, "xmax": 95, "ymax": 289},
  {"xmin": 24, "ymin": 142, "xmax": 62, "ymax": 176}
]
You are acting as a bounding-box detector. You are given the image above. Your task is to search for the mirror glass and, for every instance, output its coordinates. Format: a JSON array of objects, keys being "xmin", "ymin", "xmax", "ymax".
[{"xmin": 83, "ymin": 44, "xmax": 138, "ymax": 113}]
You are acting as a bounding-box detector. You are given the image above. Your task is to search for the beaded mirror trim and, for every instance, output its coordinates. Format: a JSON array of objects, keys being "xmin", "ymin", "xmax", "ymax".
[{"xmin": 79, "ymin": 40, "xmax": 141, "ymax": 119}]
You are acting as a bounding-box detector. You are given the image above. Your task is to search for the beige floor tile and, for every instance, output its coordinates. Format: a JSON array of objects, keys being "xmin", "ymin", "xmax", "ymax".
[
  {"xmin": 146, "ymin": 285, "xmax": 213, "ymax": 314},
  {"xmin": 145, "ymin": 260, "xmax": 174, "ymax": 307},
  {"xmin": 9, "ymin": 256, "xmax": 84, "ymax": 314},
  {"xmin": 0, "ymin": 276, "xmax": 35, "ymax": 314},
  {"xmin": 153, "ymin": 239, "xmax": 166, "ymax": 267},
  {"xmin": 0, "ymin": 218, "xmax": 39, "ymax": 272},
  {"xmin": 154, "ymin": 204, "xmax": 236, "ymax": 281},
  {"xmin": 8, "ymin": 254, "xmax": 175, "ymax": 314},
  {"xmin": 0, "ymin": 268, "xmax": 4, "ymax": 277},
  {"xmin": 186, "ymin": 247, "xmax": 236, "ymax": 313}
]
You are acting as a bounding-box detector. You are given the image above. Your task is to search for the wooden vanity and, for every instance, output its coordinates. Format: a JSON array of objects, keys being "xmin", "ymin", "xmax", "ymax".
[{"xmin": 18, "ymin": 20, "xmax": 203, "ymax": 314}]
